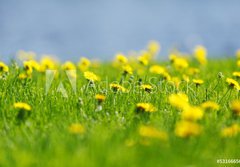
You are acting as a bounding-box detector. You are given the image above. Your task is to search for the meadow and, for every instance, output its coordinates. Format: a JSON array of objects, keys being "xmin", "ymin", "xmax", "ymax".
[{"xmin": 0, "ymin": 42, "xmax": 240, "ymax": 167}]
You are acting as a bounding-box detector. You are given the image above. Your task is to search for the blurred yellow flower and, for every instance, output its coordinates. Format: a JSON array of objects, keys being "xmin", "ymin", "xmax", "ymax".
[
  {"xmin": 136, "ymin": 103, "xmax": 156, "ymax": 113},
  {"xmin": 122, "ymin": 65, "xmax": 133, "ymax": 75},
  {"xmin": 69, "ymin": 123, "xmax": 85, "ymax": 135},
  {"xmin": 139, "ymin": 125, "xmax": 168, "ymax": 141},
  {"xmin": 62, "ymin": 61, "xmax": 76, "ymax": 70},
  {"xmin": 147, "ymin": 41, "xmax": 160, "ymax": 56},
  {"xmin": 39, "ymin": 57, "xmax": 56, "ymax": 72},
  {"xmin": 169, "ymin": 93, "xmax": 189, "ymax": 110},
  {"xmin": 181, "ymin": 106, "xmax": 204, "ymax": 121},
  {"xmin": 226, "ymin": 78, "xmax": 240, "ymax": 90},
  {"xmin": 175, "ymin": 120, "xmax": 201, "ymax": 138},
  {"xmin": 140, "ymin": 84, "xmax": 152, "ymax": 93},
  {"xmin": 232, "ymin": 71, "xmax": 240, "ymax": 78},
  {"xmin": 192, "ymin": 79, "xmax": 204, "ymax": 86},
  {"xmin": 221, "ymin": 124, "xmax": 240, "ymax": 138},
  {"xmin": 110, "ymin": 83, "xmax": 127, "ymax": 92},
  {"xmin": 78, "ymin": 57, "xmax": 91, "ymax": 71},
  {"xmin": 230, "ymin": 100, "xmax": 240, "ymax": 116},
  {"xmin": 194, "ymin": 45, "xmax": 207, "ymax": 65},
  {"xmin": 173, "ymin": 57, "xmax": 189, "ymax": 70},
  {"xmin": 138, "ymin": 51, "xmax": 150, "ymax": 66},
  {"xmin": 201, "ymin": 101, "xmax": 220, "ymax": 111},
  {"xmin": 95, "ymin": 94, "xmax": 106, "ymax": 103},
  {"xmin": 0, "ymin": 62, "xmax": 9, "ymax": 73},
  {"xmin": 115, "ymin": 53, "xmax": 128, "ymax": 64},
  {"xmin": 14, "ymin": 102, "xmax": 31, "ymax": 111},
  {"xmin": 84, "ymin": 71, "xmax": 99, "ymax": 82},
  {"xmin": 23, "ymin": 61, "xmax": 33, "ymax": 75},
  {"xmin": 149, "ymin": 65, "xmax": 166, "ymax": 75}
]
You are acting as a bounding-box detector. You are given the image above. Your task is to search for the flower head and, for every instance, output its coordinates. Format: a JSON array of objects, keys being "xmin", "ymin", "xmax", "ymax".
[
  {"xmin": 201, "ymin": 101, "xmax": 220, "ymax": 111},
  {"xmin": 0, "ymin": 62, "xmax": 9, "ymax": 73},
  {"xmin": 110, "ymin": 83, "xmax": 127, "ymax": 92},
  {"xmin": 140, "ymin": 84, "xmax": 152, "ymax": 93},
  {"xmin": 122, "ymin": 65, "xmax": 133, "ymax": 75},
  {"xmin": 230, "ymin": 100, "xmax": 240, "ymax": 116},
  {"xmin": 136, "ymin": 103, "xmax": 156, "ymax": 113},
  {"xmin": 232, "ymin": 71, "xmax": 240, "ymax": 78},
  {"xmin": 193, "ymin": 79, "xmax": 204, "ymax": 86},
  {"xmin": 84, "ymin": 71, "xmax": 99, "ymax": 82},
  {"xmin": 115, "ymin": 53, "xmax": 128, "ymax": 64},
  {"xmin": 169, "ymin": 93, "xmax": 189, "ymax": 110},
  {"xmin": 194, "ymin": 45, "xmax": 207, "ymax": 65},
  {"xmin": 78, "ymin": 57, "xmax": 91, "ymax": 71},
  {"xmin": 14, "ymin": 102, "xmax": 31, "ymax": 111},
  {"xmin": 175, "ymin": 121, "xmax": 201, "ymax": 138},
  {"xmin": 62, "ymin": 61, "xmax": 76, "ymax": 70},
  {"xmin": 149, "ymin": 65, "xmax": 166, "ymax": 75},
  {"xmin": 226, "ymin": 78, "xmax": 240, "ymax": 90},
  {"xmin": 181, "ymin": 106, "xmax": 204, "ymax": 121},
  {"xmin": 147, "ymin": 41, "xmax": 160, "ymax": 56},
  {"xmin": 221, "ymin": 124, "xmax": 240, "ymax": 138},
  {"xmin": 95, "ymin": 94, "xmax": 106, "ymax": 103}
]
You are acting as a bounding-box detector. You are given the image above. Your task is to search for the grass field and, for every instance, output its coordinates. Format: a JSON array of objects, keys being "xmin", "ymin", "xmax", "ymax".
[{"xmin": 1, "ymin": 45, "xmax": 240, "ymax": 167}]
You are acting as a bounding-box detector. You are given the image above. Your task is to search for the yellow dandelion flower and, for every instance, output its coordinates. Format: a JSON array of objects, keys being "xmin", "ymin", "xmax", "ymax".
[
  {"xmin": 149, "ymin": 65, "xmax": 166, "ymax": 75},
  {"xmin": 23, "ymin": 61, "xmax": 33, "ymax": 75},
  {"xmin": 147, "ymin": 40, "xmax": 160, "ymax": 56},
  {"xmin": 138, "ymin": 52, "xmax": 150, "ymax": 66},
  {"xmin": 28, "ymin": 60, "xmax": 40, "ymax": 71},
  {"xmin": 95, "ymin": 94, "xmax": 106, "ymax": 103},
  {"xmin": 115, "ymin": 53, "xmax": 128, "ymax": 64},
  {"xmin": 84, "ymin": 71, "xmax": 99, "ymax": 82},
  {"xmin": 136, "ymin": 103, "xmax": 156, "ymax": 113},
  {"xmin": 169, "ymin": 93, "xmax": 189, "ymax": 110},
  {"xmin": 110, "ymin": 83, "xmax": 127, "ymax": 92},
  {"xmin": 230, "ymin": 100, "xmax": 240, "ymax": 116},
  {"xmin": 39, "ymin": 57, "xmax": 56, "ymax": 72},
  {"xmin": 226, "ymin": 78, "xmax": 240, "ymax": 90},
  {"xmin": 62, "ymin": 61, "xmax": 76, "ymax": 70},
  {"xmin": 139, "ymin": 125, "xmax": 168, "ymax": 141},
  {"xmin": 0, "ymin": 62, "xmax": 9, "ymax": 73},
  {"xmin": 193, "ymin": 79, "xmax": 204, "ymax": 86},
  {"xmin": 14, "ymin": 102, "xmax": 31, "ymax": 111},
  {"xmin": 161, "ymin": 71, "xmax": 171, "ymax": 81},
  {"xmin": 232, "ymin": 71, "xmax": 240, "ymax": 78},
  {"xmin": 175, "ymin": 120, "xmax": 201, "ymax": 138},
  {"xmin": 201, "ymin": 101, "xmax": 220, "ymax": 111},
  {"xmin": 122, "ymin": 65, "xmax": 133, "ymax": 75},
  {"xmin": 221, "ymin": 124, "xmax": 240, "ymax": 138},
  {"xmin": 78, "ymin": 57, "xmax": 91, "ymax": 71},
  {"xmin": 173, "ymin": 57, "xmax": 189, "ymax": 70},
  {"xmin": 140, "ymin": 84, "xmax": 152, "ymax": 93},
  {"xmin": 169, "ymin": 53, "xmax": 177, "ymax": 63},
  {"xmin": 181, "ymin": 106, "xmax": 204, "ymax": 121},
  {"xmin": 194, "ymin": 45, "xmax": 207, "ymax": 65},
  {"xmin": 69, "ymin": 123, "xmax": 85, "ymax": 135}
]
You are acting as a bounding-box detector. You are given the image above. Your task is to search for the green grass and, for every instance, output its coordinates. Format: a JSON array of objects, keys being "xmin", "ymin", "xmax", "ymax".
[{"xmin": 0, "ymin": 58, "xmax": 240, "ymax": 167}]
